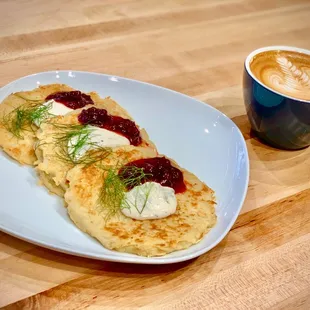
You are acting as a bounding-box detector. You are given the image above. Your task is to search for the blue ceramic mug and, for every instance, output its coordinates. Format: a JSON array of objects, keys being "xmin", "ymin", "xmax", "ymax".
[{"xmin": 243, "ymin": 46, "xmax": 310, "ymax": 150}]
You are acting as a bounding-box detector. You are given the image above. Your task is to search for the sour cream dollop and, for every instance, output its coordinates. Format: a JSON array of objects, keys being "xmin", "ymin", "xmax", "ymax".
[{"xmin": 121, "ymin": 182, "xmax": 177, "ymax": 220}]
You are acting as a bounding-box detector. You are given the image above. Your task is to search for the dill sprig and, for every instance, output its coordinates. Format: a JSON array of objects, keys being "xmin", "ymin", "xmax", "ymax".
[
  {"xmin": 0, "ymin": 99, "xmax": 52, "ymax": 138},
  {"xmin": 98, "ymin": 166, "xmax": 127, "ymax": 220},
  {"xmin": 29, "ymin": 103, "xmax": 53, "ymax": 126},
  {"xmin": 97, "ymin": 163, "xmax": 152, "ymax": 220},
  {"xmin": 49, "ymin": 123, "xmax": 112, "ymax": 167}
]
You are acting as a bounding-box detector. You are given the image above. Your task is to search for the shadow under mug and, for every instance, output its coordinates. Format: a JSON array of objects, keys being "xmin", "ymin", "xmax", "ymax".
[{"xmin": 243, "ymin": 46, "xmax": 310, "ymax": 150}]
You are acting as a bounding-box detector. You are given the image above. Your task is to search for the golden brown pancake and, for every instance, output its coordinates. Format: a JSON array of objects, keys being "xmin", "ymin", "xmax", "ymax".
[
  {"xmin": 0, "ymin": 84, "xmax": 76, "ymax": 165},
  {"xmin": 65, "ymin": 146, "xmax": 217, "ymax": 257},
  {"xmin": 35, "ymin": 106, "xmax": 157, "ymax": 197},
  {"xmin": 0, "ymin": 84, "xmax": 111, "ymax": 165}
]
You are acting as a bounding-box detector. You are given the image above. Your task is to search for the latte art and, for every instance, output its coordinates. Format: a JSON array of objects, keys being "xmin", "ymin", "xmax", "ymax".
[{"xmin": 250, "ymin": 50, "xmax": 310, "ymax": 101}]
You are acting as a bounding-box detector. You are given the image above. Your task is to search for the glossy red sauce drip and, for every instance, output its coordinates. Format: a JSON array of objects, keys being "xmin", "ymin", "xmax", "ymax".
[
  {"xmin": 46, "ymin": 91, "xmax": 94, "ymax": 109},
  {"xmin": 119, "ymin": 157, "xmax": 186, "ymax": 194},
  {"xmin": 78, "ymin": 107, "xmax": 142, "ymax": 146}
]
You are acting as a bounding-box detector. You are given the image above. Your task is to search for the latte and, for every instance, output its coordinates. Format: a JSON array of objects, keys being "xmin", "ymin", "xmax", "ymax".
[{"xmin": 250, "ymin": 50, "xmax": 310, "ymax": 101}]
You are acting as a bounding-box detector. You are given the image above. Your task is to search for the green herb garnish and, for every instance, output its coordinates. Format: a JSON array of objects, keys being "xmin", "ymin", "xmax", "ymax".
[
  {"xmin": 97, "ymin": 163, "xmax": 152, "ymax": 220},
  {"xmin": 49, "ymin": 123, "xmax": 112, "ymax": 167},
  {"xmin": 98, "ymin": 165, "xmax": 128, "ymax": 220},
  {"xmin": 0, "ymin": 99, "xmax": 52, "ymax": 138}
]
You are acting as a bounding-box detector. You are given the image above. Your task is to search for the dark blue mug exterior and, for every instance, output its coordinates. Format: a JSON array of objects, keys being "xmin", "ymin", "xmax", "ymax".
[{"xmin": 243, "ymin": 52, "xmax": 310, "ymax": 150}]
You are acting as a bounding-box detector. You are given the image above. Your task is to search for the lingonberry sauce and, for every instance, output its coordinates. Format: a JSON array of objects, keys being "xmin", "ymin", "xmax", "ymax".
[
  {"xmin": 119, "ymin": 157, "xmax": 186, "ymax": 193},
  {"xmin": 78, "ymin": 107, "xmax": 142, "ymax": 146},
  {"xmin": 46, "ymin": 91, "xmax": 94, "ymax": 109}
]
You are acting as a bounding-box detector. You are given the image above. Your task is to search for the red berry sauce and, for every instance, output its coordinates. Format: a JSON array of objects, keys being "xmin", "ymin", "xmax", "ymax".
[
  {"xmin": 46, "ymin": 91, "xmax": 94, "ymax": 109},
  {"xmin": 119, "ymin": 157, "xmax": 186, "ymax": 193},
  {"xmin": 78, "ymin": 107, "xmax": 142, "ymax": 146}
]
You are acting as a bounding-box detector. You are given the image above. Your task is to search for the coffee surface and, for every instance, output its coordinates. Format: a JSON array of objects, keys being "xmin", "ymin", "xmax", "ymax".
[{"xmin": 250, "ymin": 50, "xmax": 310, "ymax": 101}]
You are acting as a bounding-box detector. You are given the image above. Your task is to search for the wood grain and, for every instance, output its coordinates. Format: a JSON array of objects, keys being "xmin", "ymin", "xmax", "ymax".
[
  {"xmin": 3, "ymin": 190, "xmax": 310, "ymax": 309},
  {"xmin": 0, "ymin": 0, "xmax": 310, "ymax": 308}
]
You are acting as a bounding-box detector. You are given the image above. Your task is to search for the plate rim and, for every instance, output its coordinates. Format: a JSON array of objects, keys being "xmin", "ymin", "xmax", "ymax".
[{"xmin": 0, "ymin": 70, "xmax": 250, "ymax": 264}]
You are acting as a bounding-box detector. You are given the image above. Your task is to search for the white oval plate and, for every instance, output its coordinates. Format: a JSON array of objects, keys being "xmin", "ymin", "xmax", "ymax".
[{"xmin": 0, "ymin": 71, "xmax": 249, "ymax": 264}]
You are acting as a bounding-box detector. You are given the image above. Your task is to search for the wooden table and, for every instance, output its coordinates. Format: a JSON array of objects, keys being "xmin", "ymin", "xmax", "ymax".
[{"xmin": 1, "ymin": 0, "xmax": 310, "ymax": 309}]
